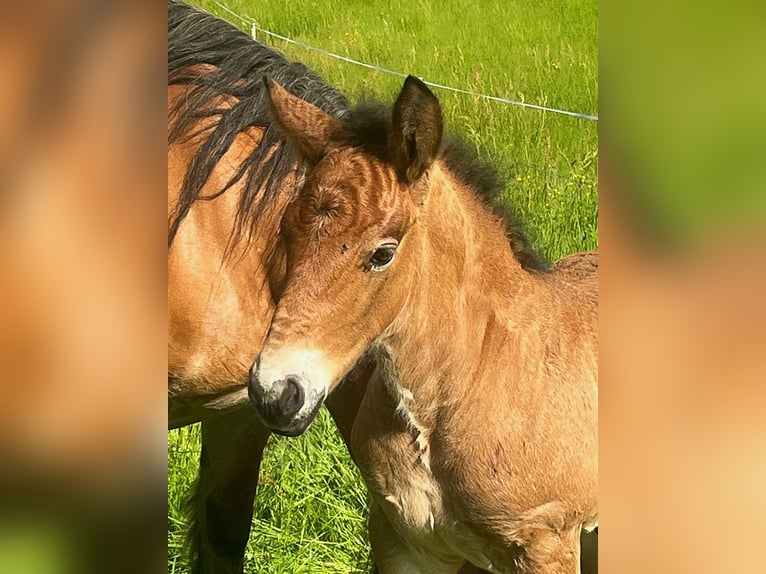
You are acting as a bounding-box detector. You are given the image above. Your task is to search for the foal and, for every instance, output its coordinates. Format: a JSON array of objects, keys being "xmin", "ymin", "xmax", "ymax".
[{"xmin": 249, "ymin": 76, "xmax": 598, "ymax": 573}]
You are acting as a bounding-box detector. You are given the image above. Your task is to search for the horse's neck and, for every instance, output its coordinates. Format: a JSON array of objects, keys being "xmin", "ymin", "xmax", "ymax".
[
  {"xmin": 380, "ymin": 164, "xmax": 547, "ymax": 424},
  {"xmin": 167, "ymin": 133, "xmax": 287, "ymax": 391}
]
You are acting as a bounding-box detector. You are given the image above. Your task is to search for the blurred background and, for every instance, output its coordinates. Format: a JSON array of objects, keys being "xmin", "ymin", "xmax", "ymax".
[
  {"xmin": 0, "ymin": 0, "xmax": 763, "ymax": 572},
  {"xmin": 601, "ymin": 0, "xmax": 766, "ymax": 572},
  {"xmin": 0, "ymin": 1, "xmax": 165, "ymax": 572}
]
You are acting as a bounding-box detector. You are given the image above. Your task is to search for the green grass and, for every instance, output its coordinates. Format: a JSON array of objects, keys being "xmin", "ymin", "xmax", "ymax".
[
  {"xmin": 169, "ymin": 0, "xmax": 597, "ymax": 571},
  {"xmin": 168, "ymin": 412, "xmax": 371, "ymax": 573}
]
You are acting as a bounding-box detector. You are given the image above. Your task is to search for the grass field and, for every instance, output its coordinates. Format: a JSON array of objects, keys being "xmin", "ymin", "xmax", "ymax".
[{"xmin": 168, "ymin": 0, "xmax": 598, "ymax": 571}]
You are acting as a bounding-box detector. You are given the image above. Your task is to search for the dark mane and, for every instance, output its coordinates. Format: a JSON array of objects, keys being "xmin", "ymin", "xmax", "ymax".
[
  {"xmin": 441, "ymin": 138, "xmax": 550, "ymax": 271},
  {"xmin": 339, "ymin": 104, "xmax": 550, "ymax": 272},
  {"xmin": 167, "ymin": 1, "xmax": 546, "ymax": 271},
  {"xmin": 167, "ymin": 0, "xmax": 348, "ymax": 247}
]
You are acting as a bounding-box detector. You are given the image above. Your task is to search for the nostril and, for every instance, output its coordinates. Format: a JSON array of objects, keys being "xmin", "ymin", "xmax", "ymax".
[{"xmin": 279, "ymin": 376, "xmax": 305, "ymax": 418}]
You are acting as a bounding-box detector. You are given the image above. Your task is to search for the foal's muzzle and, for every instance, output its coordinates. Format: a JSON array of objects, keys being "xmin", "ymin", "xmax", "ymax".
[{"xmin": 248, "ymin": 368, "xmax": 322, "ymax": 436}]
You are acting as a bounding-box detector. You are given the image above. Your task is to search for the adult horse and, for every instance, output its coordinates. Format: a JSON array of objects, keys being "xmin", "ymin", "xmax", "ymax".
[
  {"xmin": 247, "ymin": 75, "xmax": 598, "ymax": 572},
  {"xmin": 168, "ymin": 2, "xmax": 368, "ymax": 572}
]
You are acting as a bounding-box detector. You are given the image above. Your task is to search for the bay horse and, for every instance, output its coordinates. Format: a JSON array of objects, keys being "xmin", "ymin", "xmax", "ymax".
[
  {"xmin": 168, "ymin": 2, "xmax": 369, "ymax": 572},
  {"xmin": 247, "ymin": 75, "xmax": 598, "ymax": 572}
]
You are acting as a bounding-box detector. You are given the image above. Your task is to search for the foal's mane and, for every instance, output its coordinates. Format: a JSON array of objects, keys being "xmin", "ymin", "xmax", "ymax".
[
  {"xmin": 167, "ymin": 1, "xmax": 546, "ymax": 271},
  {"xmin": 444, "ymin": 138, "xmax": 549, "ymax": 271},
  {"xmin": 167, "ymin": 0, "xmax": 348, "ymax": 248}
]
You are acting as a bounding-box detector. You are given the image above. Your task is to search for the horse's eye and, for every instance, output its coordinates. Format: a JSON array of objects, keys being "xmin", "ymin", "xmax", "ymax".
[{"xmin": 369, "ymin": 242, "xmax": 398, "ymax": 270}]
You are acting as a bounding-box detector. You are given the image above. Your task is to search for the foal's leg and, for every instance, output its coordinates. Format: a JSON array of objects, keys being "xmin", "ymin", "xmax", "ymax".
[
  {"xmin": 368, "ymin": 501, "xmax": 464, "ymax": 574},
  {"xmin": 331, "ymin": 360, "xmax": 488, "ymax": 574},
  {"xmin": 187, "ymin": 408, "xmax": 270, "ymax": 574},
  {"xmin": 580, "ymin": 528, "xmax": 598, "ymax": 574},
  {"xmin": 516, "ymin": 526, "xmax": 583, "ymax": 574}
]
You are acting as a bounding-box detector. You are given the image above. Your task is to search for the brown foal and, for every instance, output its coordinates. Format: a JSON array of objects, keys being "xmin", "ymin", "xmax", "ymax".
[{"xmin": 248, "ymin": 76, "xmax": 598, "ymax": 573}]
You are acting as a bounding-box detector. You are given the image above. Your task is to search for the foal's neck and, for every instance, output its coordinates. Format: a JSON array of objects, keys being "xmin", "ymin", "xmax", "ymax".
[{"xmin": 380, "ymin": 163, "xmax": 542, "ymax": 422}]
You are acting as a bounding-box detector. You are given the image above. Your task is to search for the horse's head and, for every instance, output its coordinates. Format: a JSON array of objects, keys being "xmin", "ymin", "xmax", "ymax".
[{"xmin": 248, "ymin": 75, "xmax": 443, "ymax": 436}]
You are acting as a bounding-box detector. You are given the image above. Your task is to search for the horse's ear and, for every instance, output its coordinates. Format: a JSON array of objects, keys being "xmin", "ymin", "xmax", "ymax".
[
  {"xmin": 389, "ymin": 76, "xmax": 443, "ymax": 184},
  {"xmin": 263, "ymin": 76, "xmax": 343, "ymax": 164}
]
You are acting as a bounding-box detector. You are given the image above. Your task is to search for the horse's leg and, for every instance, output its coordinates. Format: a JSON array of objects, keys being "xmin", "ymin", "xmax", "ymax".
[
  {"xmin": 187, "ymin": 408, "xmax": 270, "ymax": 574},
  {"xmin": 580, "ymin": 528, "xmax": 598, "ymax": 574},
  {"xmin": 513, "ymin": 525, "xmax": 582, "ymax": 574},
  {"xmin": 368, "ymin": 500, "xmax": 464, "ymax": 574},
  {"xmin": 329, "ymin": 360, "xmax": 488, "ymax": 574},
  {"xmin": 455, "ymin": 528, "xmax": 596, "ymax": 573}
]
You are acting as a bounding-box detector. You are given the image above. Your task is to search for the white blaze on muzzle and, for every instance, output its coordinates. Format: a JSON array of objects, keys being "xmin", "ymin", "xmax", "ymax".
[{"xmin": 254, "ymin": 347, "xmax": 334, "ymax": 414}]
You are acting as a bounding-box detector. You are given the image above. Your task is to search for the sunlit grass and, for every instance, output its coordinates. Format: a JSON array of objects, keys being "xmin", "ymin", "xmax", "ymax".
[{"xmin": 168, "ymin": 412, "xmax": 371, "ymax": 573}]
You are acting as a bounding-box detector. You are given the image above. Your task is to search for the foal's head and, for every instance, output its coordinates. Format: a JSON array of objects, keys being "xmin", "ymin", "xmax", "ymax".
[{"xmin": 248, "ymin": 76, "xmax": 443, "ymax": 435}]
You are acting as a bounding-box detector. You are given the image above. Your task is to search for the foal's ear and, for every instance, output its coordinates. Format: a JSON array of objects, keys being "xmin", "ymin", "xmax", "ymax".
[
  {"xmin": 390, "ymin": 76, "xmax": 443, "ymax": 184},
  {"xmin": 263, "ymin": 77, "xmax": 343, "ymax": 164}
]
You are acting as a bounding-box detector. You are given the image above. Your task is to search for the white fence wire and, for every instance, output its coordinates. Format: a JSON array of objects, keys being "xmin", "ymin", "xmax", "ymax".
[{"xmin": 208, "ymin": 0, "xmax": 599, "ymax": 122}]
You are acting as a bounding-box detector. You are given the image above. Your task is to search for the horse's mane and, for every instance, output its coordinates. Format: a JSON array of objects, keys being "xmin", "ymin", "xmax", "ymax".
[
  {"xmin": 167, "ymin": 1, "xmax": 546, "ymax": 271},
  {"xmin": 167, "ymin": 0, "xmax": 348, "ymax": 248}
]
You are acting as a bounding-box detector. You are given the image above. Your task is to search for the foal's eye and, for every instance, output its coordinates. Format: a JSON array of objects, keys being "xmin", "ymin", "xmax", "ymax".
[{"xmin": 369, "ymin": 242, "xmax": 398, "ymax": 270}]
